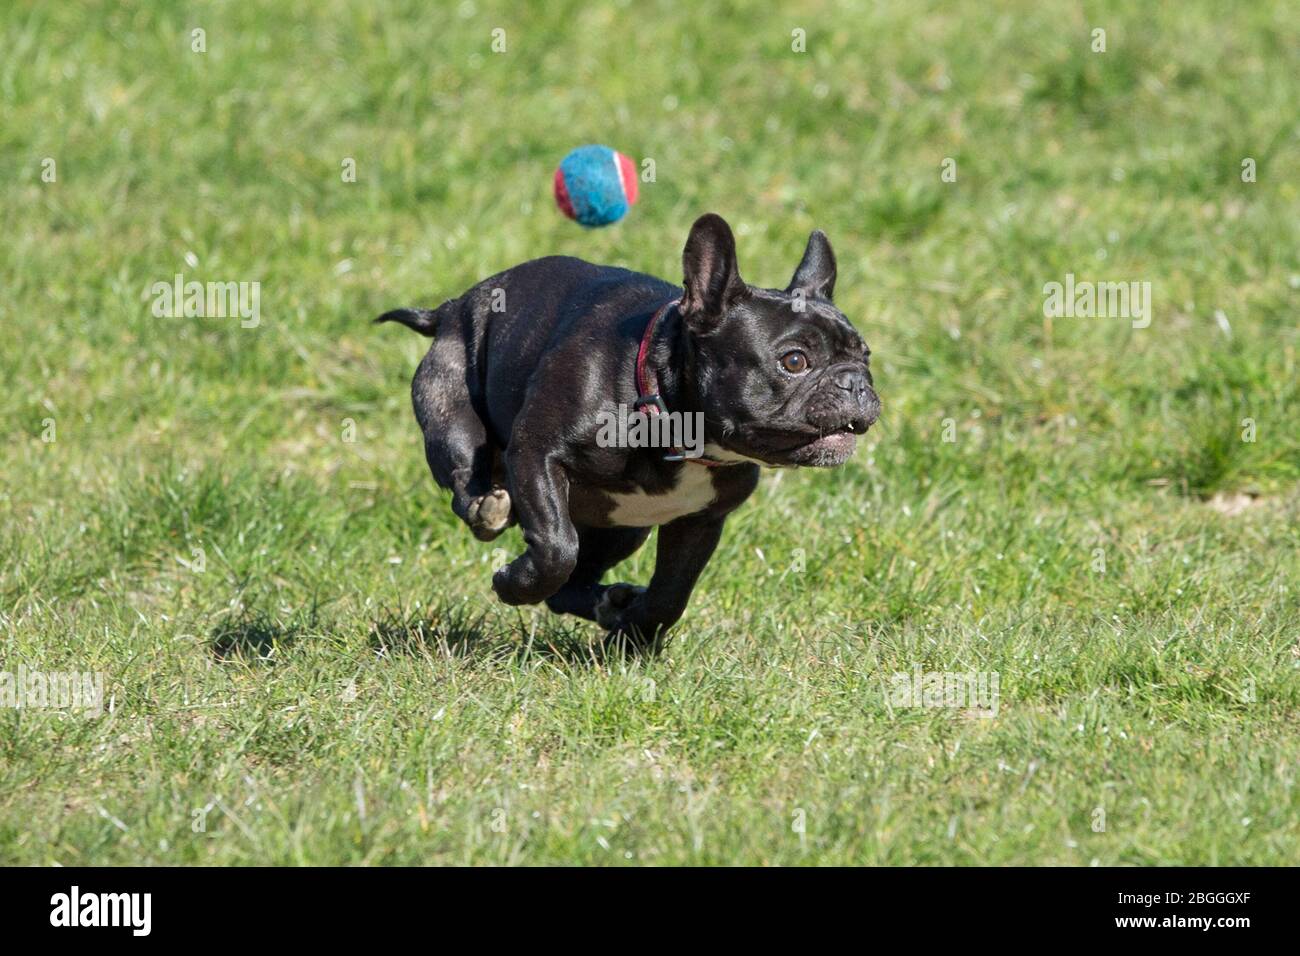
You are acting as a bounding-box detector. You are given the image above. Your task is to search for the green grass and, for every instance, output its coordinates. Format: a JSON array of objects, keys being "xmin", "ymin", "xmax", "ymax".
[{"xmin": 2, "ymin": 0, "xmax": 1298, "ymax": 865}]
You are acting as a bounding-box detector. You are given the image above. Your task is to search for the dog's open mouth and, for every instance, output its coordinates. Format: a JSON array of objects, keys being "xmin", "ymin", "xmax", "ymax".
[
  {"xmin": 784, "ymin": 424, "xmax": 861, "ymax": 466},
  {"xmin": 730, "ymin": 419, "xmax": 870, "ymax": 468}
]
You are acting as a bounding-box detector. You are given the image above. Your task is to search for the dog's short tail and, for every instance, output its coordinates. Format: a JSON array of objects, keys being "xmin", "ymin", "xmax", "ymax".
[{"xmin": 374, "ymin": 306, "xmax": 441, "ymax": 336}]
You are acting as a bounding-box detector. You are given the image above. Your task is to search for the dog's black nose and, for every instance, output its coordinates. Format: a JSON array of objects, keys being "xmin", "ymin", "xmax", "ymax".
[{"xmin": 832, "ymin": 365, "xmax": 870, "ymax": 397}]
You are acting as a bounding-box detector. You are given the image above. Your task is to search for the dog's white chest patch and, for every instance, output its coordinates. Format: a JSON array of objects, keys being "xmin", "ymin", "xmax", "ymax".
[{"xmin": 605, "ymin": 465, "xmax": 718, "ymax": 527}]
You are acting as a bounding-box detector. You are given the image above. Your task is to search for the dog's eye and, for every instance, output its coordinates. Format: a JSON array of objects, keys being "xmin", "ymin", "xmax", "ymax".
[{"xmin": 780, "ymin": 350, "xmax": 809, "ymax": 374}]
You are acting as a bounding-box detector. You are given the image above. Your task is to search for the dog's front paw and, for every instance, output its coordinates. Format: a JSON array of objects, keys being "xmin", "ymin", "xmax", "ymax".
[
  {"xmin": 466, "ymin": 488, "xmax": 512, "ymax": 541},
  {"xmin": 594, "ymin": 582, "xmax": 647, "ymax": 630}
]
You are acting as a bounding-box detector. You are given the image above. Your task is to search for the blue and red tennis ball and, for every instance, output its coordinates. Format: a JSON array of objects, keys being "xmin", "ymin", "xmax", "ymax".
[{"xmin": 553, "ymin": 144, "xmax": 639, "ymax": 227}]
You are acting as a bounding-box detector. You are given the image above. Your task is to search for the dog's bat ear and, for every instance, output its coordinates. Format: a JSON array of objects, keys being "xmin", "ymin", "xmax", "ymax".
[
  {"xmin": 680, "ymin": 213, "xmax": 745, "ymax": 326},
  {"xmin": 786, "ymin": 229, "xmax": 836, "ymax": 301}
]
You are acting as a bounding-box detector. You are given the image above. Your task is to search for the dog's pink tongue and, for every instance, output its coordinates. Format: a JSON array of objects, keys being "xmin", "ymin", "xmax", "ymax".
[
  {"xmin": 786, "ymin": 431, "xmax": 858, "ymax": 466},
  {"xmin": 805, "ymin": 432, "xmax": 855, "ymax": 455}
]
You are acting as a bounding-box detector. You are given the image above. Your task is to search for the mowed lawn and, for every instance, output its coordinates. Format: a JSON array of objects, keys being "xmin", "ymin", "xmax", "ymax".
[{"xmin": 2, "ymin": 0, "xmax": 1298, "ymax": 865}]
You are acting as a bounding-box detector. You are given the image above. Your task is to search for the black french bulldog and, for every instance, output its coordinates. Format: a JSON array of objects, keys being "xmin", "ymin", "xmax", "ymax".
[{"xmin": 377, "ymin": 213, "xmax": 879, "ymax": 648}]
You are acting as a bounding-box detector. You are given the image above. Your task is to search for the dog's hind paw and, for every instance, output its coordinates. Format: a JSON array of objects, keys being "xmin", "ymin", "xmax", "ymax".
[
  {"xmin": 594, "ymin": 582, "xmax": 647, "ymax": 630},
  {"xmin": 466, "ymin": 488, "xmax": 512, "ymax": 541}
]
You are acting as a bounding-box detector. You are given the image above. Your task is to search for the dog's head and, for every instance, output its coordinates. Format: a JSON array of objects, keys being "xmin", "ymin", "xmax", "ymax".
[{"xmin": 678, "ymin": 213, "xmax": 880, "ymax": 467}]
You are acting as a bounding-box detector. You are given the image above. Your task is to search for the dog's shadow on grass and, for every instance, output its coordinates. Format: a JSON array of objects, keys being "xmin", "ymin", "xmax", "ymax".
[
  {"xmin": 210, "ymin": 610, "xmax": 302, "ymax": 662},
  {"xmin": 366, "ymin": 604, "xmax": 616, "ymax": 667},
  {"xmin": 206, "ymin": 603, "xmax": 636, "ymax": 668}
]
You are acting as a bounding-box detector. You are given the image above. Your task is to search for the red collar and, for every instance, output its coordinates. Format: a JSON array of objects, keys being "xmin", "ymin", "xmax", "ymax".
[{"xmin": 634, "ymin": 299, "xmax": 735, "ymax": 467}]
